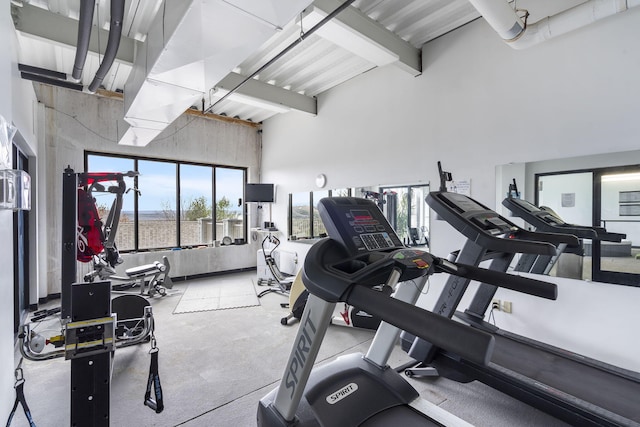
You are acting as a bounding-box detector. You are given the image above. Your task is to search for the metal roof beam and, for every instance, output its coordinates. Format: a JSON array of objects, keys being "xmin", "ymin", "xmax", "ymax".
[
  {"xmin": 311, "ymin": 0, "xmax": 421, "ymax": 76},
  {"xmin": 215, "ymin": 72, "xmax": 317, "ymax": 115},
  {"xmin": 13, "ymin": 3, "xmax": 135, "ymax": 65}
]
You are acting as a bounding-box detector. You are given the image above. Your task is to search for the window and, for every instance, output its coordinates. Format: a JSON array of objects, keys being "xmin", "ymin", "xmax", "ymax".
[
  {"xmin": 180, "ymin": 164, "xmax": 213, "ymax": 247},
  {"xmin": 290, "ymin": 192, "xmax": 311, "ymax": 239},
  {"xmin": 288, "ymin": 189, "xmax": 356, "ymax": 240},
  {"xmin": 312, "ymin": 190, "xmax": 329, "ymax": 237},
  {"xmin": 85, "ymin": 155, "xmax": 135, "ymax": 250},
  {"xmin": 85, "ymin": 152, "xmax": 247, "ymax": 251},
  {"xmin": 138, "ymin": 159, "xmax": 177, "ymax": 249},
  {"xmin": 216, "ymin": 167, "xmax": 245, "ymax": 241}
]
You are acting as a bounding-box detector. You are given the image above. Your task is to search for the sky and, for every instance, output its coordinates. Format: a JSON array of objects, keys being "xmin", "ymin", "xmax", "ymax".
[{"xmin": 87, "ymin": 155, "xmax": 243, "ymax": 213}]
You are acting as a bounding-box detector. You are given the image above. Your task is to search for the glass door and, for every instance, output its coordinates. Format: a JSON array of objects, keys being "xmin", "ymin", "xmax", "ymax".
[
  {"xmin": 13, "ymin": 146, "xmax": 29, "ymax": 332},
  {"xmin": 593, "ymin": 169, "xmax": 640, "ymax": 285},
  {"xmin": 536, "ymin": 167, "xmax": 640, "ymax": 286}
]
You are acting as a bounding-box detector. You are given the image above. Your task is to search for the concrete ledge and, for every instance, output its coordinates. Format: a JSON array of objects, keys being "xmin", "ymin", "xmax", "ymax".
[{"xmin": 119, "ymin": 243, "xmax": 258, "ymax": 279}]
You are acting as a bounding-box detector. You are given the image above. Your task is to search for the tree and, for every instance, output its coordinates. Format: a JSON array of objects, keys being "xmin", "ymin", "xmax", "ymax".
[
  {"xmin": 96, "ymin": 202, "xmax": 110, "ymax": 220},
  {"xmin": 159, "ymin": 196, "xmax": 237, "ymax": 221},
  {"xmin": 160, "ymin": 196, "xmax": 212, "ymax": 221},
  {"xmin": 396, "ymin": 192, "xmax": 409, "ymax": 241},
  {"xmin": 185, "ymin": 196, "xmax": 211, "ymax": 221},
  {"xmin": 160, "ymin": 200, "xmax": 176, "ymax": 220},
  {"xmin": 216, "ymin": 196, "xmax": 235, "ymax": 220}
]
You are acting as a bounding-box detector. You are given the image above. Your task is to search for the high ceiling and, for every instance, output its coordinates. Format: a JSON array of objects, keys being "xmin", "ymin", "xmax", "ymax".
[
  {"xmin": 12, "ymin": 0, "xmax": 483, "ymax": 125},
  {"xmin": 12, "ymin": 0, "xmax": 592, "ymax": 131}
]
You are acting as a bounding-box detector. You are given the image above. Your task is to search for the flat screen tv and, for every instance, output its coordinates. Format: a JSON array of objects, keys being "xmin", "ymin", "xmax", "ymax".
[{"xmin": 245, "ymin": 183, "xmax": 274, "ymax": 203}]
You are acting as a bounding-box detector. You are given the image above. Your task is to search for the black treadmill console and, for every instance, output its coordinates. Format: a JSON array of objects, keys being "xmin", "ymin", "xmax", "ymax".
[
  {"xmin": 502, "ymin": 197, "xmax": 626, "ymax": 242},
  {"xmin": 504, "ymin": 198, "xmax": 568, "ymax": 227},
  {"xmin": 317, "ymin": 197, "xmax": 404, "ymax": 256},
  {"xmin": 437, "ymin": 192, "xmax": 518, "ymax": 236}
]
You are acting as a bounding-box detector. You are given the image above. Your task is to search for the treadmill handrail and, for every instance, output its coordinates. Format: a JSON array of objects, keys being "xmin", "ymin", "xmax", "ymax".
[
  {"xmin": 503, "ymin": 198, "xmax": 626, "ymax": 242},
  {"xmin": 434, "ymin": 258, "xmax": 557, "ymax": 300},
  {"xmin": 348, "ymin": 285, "xmax": 494, "ymax": 366},
  {"xmin": 302, "ymin": 238, "xmax": 560, "ymax": 365},
  {"xmin": 511, "ymin": 228, "xmax": 580, "ymax": 248},
  {"xmin": 302, "ymin": 239, "xmax": 495, "ymax": 366}
]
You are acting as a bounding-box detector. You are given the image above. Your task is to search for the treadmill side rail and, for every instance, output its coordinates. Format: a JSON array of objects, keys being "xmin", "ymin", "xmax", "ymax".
[{"xmin": 272, "ymin": 294, "xmax": 335, "ymax": 422}]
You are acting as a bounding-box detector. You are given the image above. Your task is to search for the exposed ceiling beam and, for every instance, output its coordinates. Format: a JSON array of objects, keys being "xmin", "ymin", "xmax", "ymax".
[
  {"xmin": 13, "ymin": 3, "xmax": 135, "ymax": 65},
  {"xmin": 214, "ymin": 72, "xmax": 317, "ymax": 115},
  {"xmin": 13, "ymin": 3, "xmax": 316, "ymax": 117},
  {"xmin": 311, "ymin": 0, "xmax": 421, "ymax": 76}
]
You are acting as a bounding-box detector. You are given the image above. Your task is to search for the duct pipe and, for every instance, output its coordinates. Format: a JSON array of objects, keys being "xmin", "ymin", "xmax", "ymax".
[
  {"xmin": 467, "ymin": 0, "xmax": 525, "ymax": 41},
  {"xmin": 87, "ymin": 0, "xmax": 125, "ymax": 92},
  {"xmin": 468, "ymin": 0, "xmax": 640, "ymax": 49},
  {"xmin": 72, "ymin": 0, "xmax": 95, "ymax": 81},
  {"xmin": 207, "ymin": 0, "xmax": 356, "ymax": 112}
]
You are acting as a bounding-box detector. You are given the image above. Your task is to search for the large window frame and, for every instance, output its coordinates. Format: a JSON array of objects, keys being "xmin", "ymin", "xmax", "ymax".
[
  {"xmin": 286, "ymin": 186, "xmax": 430, "ymax": 245},
  {"xmin": 288, "ymin": 189, "xmax": 352, "ymax": 240},
  {"xmin": 85, "ymin": 151, "xmax": 247, "ymax": 252}
]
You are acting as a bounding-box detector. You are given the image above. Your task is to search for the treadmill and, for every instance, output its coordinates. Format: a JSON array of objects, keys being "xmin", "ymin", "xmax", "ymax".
[
  {"xmin": 405, "ymin": 190, "xmax": 640, "ymax": 427},
  {"xmin": 258, "ymin": 196, "xmax": 557, "ymax": 426},
  {"xmin": 503, "ymin": 196, "xmax": 626, "ymax": 243},
  {"xmin": 503, "ymin": 196, "xmax": 626, "ymax": 276}
]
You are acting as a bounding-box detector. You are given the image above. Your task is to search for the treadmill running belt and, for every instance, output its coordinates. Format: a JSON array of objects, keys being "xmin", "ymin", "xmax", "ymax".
[
  {"xmin": 360, "ymin": 405, "xmax": 443, "ymax": 426},
  {"xmin": 491, "ymin": 334, "xmax": 640, "ymax": 423}
]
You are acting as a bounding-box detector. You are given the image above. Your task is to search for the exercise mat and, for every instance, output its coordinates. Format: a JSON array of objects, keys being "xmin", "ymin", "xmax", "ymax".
[{"xmin": 173, "ymin": 277, "xmax": 260, "ymax": 314}]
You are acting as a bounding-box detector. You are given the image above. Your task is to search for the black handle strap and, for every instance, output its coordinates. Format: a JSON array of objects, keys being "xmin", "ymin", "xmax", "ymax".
[
  {"xmin": 6, "ymin": 369, "xmax": 36, "ymax": 427},
  {"xmin": 144, "ymin": 348, "xmax": 164, "ymax": 413}
]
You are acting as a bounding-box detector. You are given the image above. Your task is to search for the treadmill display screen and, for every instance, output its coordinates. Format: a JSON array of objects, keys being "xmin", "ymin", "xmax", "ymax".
[
  {"xmin": 509, "ymin": 198, "xmax": 539, "ymax": 213},
  {"xmin": 317, "ymin": 197, "xmax": 404, "ymax": 256},
  {"xmin": 441, "ymin": 192, "xmax": 487, "ymax": 213},
  {"xmin": 505, "ymin": 198, "xmax": 565, "ymax": 226},
  {"xmin": 431, "ymin": 191, "xmax": 517, "ymax": 235}
]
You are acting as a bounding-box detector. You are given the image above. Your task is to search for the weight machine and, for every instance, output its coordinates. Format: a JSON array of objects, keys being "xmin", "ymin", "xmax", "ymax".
[
  {"xmin": 76, "ymin": 169, "xmax": 173, "ymax": 296},
  {"xmin": 16, "ymin": 168, "xmax": 164, "ymax": 426}
]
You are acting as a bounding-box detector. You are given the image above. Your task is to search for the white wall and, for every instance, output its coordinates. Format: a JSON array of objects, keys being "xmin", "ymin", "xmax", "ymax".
[
  {"xmin": 3, "ymin": 3, "xmax": 39, "ymax": 421},
  {"xmin": 262, "ymin": 5, "xmax": 640, "ymax": 370},
  {"xmin": 0, "ymin": 3, "xmax": 15, "ymax": 420}
]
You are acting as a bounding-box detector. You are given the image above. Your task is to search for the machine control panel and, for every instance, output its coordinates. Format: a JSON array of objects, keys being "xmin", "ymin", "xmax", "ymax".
[
  {"xmin": 504, "ymin": 198, "xmax": 566, "ymax": 226},
  {"xmin": 439, "ymin": 192, "xmax": 518, "ymax": 235},
  {"xmin": 317, "ymin": 197, "xmax": 404, "ymax": 256}
]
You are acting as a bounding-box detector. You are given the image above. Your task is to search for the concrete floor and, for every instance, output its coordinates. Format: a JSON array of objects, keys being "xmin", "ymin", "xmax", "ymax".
[{"xmin": 12, "ymin": 271, "xmax": 570, "ymax": 427}]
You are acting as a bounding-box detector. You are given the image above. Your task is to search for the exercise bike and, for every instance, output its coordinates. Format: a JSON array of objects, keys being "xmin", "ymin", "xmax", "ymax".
[{"xmin": 257, "ymin": 234, "xmax": 296, "ymax": 298}]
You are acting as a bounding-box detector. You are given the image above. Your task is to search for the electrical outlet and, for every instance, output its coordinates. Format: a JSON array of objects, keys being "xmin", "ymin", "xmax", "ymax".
[
  {"xmin": 491, "ymin": 299, "xmax": 501, "ymax": 311},
  {"xmin": 502, "ymin": 301, "xmax": 512, "ymax": 313}
]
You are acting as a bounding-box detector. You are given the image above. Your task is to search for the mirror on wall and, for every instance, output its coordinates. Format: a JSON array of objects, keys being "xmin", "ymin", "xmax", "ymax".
[
  {"xmin": 287, "ymin": 184, "xmax": 430, "ymax": 248},
  {"xmin": 379, "ymin": 184, "xmax": 430, "ymax": 247},
  {"xmin": 497, "ymin": 150, "xmax": 640, "ymax": 287},
  {"xmin": 535, "ymin": 168, "xmax": 640, "ymax": 285}
]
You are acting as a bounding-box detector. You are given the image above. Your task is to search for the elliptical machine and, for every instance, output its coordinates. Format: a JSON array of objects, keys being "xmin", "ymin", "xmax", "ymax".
[{"xmin": 258, "ymin": 196, "xmax": 555, "ymax": 426}]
